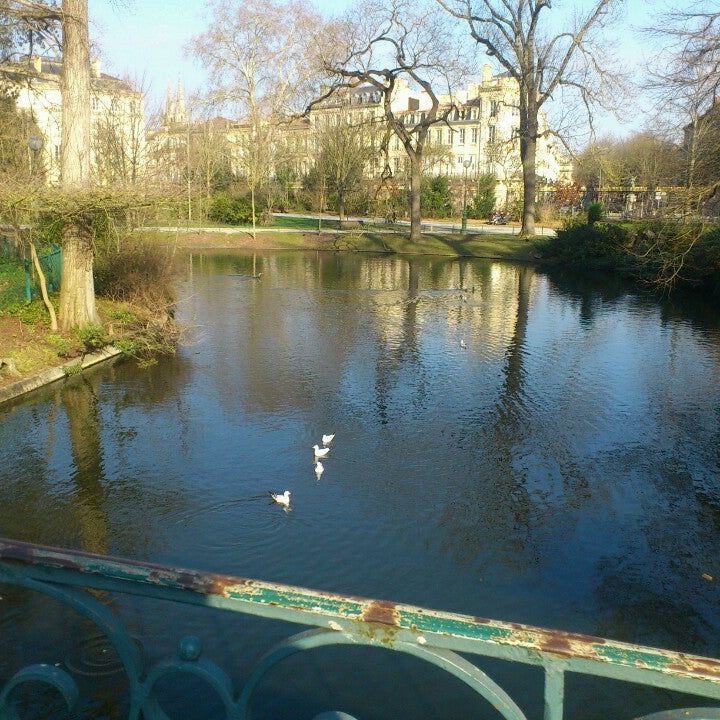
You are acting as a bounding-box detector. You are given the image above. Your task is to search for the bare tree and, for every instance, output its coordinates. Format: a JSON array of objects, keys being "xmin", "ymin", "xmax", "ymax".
[
  {"xmin": 645, "ymin": 6, "xmax": 720, "ymax": 203},
  {"xmin": 313, "ymin": 107, "xmax": 374, "ymax": 221},
  {"xmin": 92, "ymin": 75, "xmax": 146, "ymax": 187},
  {"xmin": 436, "ymin": 0, "xmax": 622, "ymax": 236},
  {"xmin": 190, "ymin": 0, "xmax": 321, "ymax": 236},
  {"xmin": 314, "ymin": 0, "xmax": 467, "ymax": 242},
  {"xmin": 0, "ymin": 1, "xmax": 62, "ymax": 62}
]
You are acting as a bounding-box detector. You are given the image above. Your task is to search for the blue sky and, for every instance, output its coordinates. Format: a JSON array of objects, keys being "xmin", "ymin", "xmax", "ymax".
[
  {"xmin": 87, "ymin": 0, "xmax": 675, "ymax": 134},
  {"xmin": 88, "ymin": 0, "xmax": 354, "ymax": 112}
]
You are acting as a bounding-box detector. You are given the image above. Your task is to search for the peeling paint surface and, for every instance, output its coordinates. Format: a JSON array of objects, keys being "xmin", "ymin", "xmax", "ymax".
[{"xmin": 1, "ymin": 537, "xmax": 719, "ymax": 698}]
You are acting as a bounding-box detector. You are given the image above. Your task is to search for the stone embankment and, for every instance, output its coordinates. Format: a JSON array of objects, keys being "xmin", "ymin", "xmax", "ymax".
[{"xmin": 0, "ymin": 347, "xmax": 122, "ymax": 406}]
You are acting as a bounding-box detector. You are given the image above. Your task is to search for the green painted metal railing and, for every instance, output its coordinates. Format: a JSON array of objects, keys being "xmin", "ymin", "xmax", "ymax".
[{"xmin": 0, "ymin": 538, "xmax": 718, "ymax": 719}]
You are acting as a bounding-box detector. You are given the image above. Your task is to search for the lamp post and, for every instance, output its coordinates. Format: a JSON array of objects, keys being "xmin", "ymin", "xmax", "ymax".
[
  {"xmin": 28, "ymin": 134, "xmax": 43, "ymax": 178},
  {"xmin": 461, "ymin": 157, "xmax": 473, "ymax": 233}
]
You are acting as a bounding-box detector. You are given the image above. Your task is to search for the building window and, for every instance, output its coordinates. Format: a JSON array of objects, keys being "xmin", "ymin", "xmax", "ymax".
[
  {"xmin": 471, "ymin": 128, "xmax": 478, "ymax": 144},
  {"xmin": 488, "ymin": 126, "xmax": 496, "ymax": 143},
  {"xmin": 457, "ymin": 155, "xmax": 464, "ymax": 165},
  {"xmin": 490, "ymin": 100, "xmax": 500, "ymax": 117},
  {"xmin": 54, "ymin": 144, "xmax": 61, "ymax": 162},
  {"xmin": 394, "ymin": 157, "xmax": 400, "ymax": 173},
  {"xmin": 459, "ymin": 128, "xmax": 466, "ymax": 144},
  {"xmin": 92, "ymin": 96, "xmax": 99, "ymax": 111},
  {"xmin": 111, "ymin": 99, "xmax": 118, "ymax": 112}
]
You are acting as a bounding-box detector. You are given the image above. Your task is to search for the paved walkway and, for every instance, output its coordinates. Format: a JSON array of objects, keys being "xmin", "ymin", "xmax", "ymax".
[
  {"xmin": 139, "ymin": 213, "xmax": 557, "ymax": 237},
  {"xmin": 277, "ymin": 212, "xmax": 557, "ymax": 236}
]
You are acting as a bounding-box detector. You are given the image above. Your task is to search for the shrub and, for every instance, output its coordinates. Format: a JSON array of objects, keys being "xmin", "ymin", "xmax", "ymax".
[
  {"xmin": 421, "ymin": 176, "xmax": 453, "ymax": 218},
  {"xmin": 76, "ymin": 323, "xmax": 108, "ymax": 351},
  {"xmin": 540, "ymin": 219, "xmax": 720, "ymax": 292},
  {"xmin": 468, "ymin": 174, "xmax": 497, "ymax": 219},
  {"xmin": 207, "ymin": 193, "xmax": 253, "ymax": 225},
  {"xmin": 586, "ymin": 202, "xmax": 604, "ymax": 225},
  {"xmin": 535, "ymin": 203, "xmax": 559, "ymax": 225},
  {"xmin": 94, "ymin": 233, "xmax": 176, "ymax": 306},
  {"xmin": 541, "ymin": 222, "xmax": 631, "ymax": 271}
]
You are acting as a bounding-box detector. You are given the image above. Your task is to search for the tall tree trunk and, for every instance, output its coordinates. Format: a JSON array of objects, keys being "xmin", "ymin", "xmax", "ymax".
[
  {"xmin": 251, "ymin": 183, "xmax": 257, "ymax": 240},
  {"xmin": 520, "ymin": 136, "xmax": 537, "ymax": 237},
  {"xmin": 338, "ymin": 191, "xmax": 346, "ymax": 222},
  {"xmin": 519, "ymin": 95, "xmax": 538, "ymax": 238},
  {"xmin": 686, "ymin": 115, "xmax": 699, "ymax": 190},
  {"xmin": 59, "ymin": 0, "xmax": 98, "ymax": 330},
  {"xmin": 409, "ymin": 152, "xmax": 422, "ymax": 243}
]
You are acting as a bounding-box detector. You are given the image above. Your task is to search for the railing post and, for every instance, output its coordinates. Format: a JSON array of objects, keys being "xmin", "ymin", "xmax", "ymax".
[{"xmin": 544, "ymin": 666, "xmax": 564, "ymax": 720}]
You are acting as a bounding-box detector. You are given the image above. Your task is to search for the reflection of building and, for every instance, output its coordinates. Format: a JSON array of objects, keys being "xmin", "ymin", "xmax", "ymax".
[{"xmin": 0, "ymin": 56, "xmax": 145, "ymax": 184}]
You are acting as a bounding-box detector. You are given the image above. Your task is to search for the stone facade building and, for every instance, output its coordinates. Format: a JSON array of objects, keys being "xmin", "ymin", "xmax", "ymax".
[
  {"xmin": 0, "ymin": 56, "xmax": 145, "ymax": 184},
  {"xmin": 150, "ymin": 65, "xmax": 568, "ymax": 212}
]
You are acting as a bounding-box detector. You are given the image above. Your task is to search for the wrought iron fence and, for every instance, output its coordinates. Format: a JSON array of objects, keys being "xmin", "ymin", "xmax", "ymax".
[{"xmin": 0, "ymin": 538, "xmax": 718, "ymax": 720}]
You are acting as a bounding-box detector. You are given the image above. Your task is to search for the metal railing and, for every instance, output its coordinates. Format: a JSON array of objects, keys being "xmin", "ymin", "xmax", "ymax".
[{"xmin": 0, "ymin": 538, "xmax": 718, "ymax": 719}]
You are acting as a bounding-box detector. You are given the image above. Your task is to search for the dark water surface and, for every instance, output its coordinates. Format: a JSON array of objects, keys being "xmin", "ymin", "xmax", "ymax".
[{"xmin": 1, "ymin": 251, "xmax": 719, "ymax": 719}]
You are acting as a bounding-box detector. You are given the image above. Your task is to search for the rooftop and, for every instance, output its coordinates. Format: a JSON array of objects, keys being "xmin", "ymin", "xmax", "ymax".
[{"xmin": 0, "ymin": 56, "xmax": 140, "ymax": 95}]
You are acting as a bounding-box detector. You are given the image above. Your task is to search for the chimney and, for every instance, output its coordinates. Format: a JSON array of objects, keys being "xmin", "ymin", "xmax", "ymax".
[
  {"xmin": 30, "ymin": 56, "xmax": 42, "ymax": 73},
  {"xmin": 482, "ymin": 64, "xmax": 492, "ymax": 83},
  {"xmin": 91, "ymin": 58, "xmax": 101, "ymax": 78}
]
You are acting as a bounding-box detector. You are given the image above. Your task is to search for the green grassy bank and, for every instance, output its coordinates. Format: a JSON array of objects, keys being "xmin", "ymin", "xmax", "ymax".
[{"xmin": 158, "ymin": 228, "xmax": 542, "ymax": 263}]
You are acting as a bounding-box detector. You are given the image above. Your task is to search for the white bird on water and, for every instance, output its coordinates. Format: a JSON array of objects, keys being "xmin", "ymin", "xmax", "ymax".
[
  {"xmin": 460, "ymin": 339, "xmax": 467, "ymax": 349},
  {"xmin": 322, "ymin": 433, "xmax": 335, "ymax": 446},
  {"xmin": 269, "ymin": 490, "xmax": 291, "ymax": 507},
  {"xmin": 313, "ymin": 444, "xmax": 330, "ymax": 459},
  {"xmin": 315, "ymin": 460, "xmax": 324, "ymax": 478}
]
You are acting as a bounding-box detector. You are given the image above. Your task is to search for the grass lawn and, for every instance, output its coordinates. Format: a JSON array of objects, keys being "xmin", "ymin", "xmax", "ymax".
[{"xmin": 164, "ymin": 227, "xmax": 543, "ymax": 262}]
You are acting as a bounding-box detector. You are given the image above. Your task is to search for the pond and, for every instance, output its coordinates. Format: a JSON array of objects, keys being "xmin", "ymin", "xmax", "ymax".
[{"xmin": 1, "ymin": 251, "xmax": 719, "ymax": 719}]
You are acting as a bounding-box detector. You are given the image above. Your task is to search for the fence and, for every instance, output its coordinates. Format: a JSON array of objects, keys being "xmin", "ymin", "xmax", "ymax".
[
  {"xmin": 0, "ymin": 539, "xmax": 718, "ymax": 719},
  {"xmin": 0, "ymin": 235, "xmax": 62, "ymax": 310}
]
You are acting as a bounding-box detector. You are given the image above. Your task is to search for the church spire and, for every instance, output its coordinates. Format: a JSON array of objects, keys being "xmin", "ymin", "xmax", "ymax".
[
  {"xmin": 175, "ymin": 80, "xmax": 187, "ymax": 123},
  {"xmin": 164, "ymin": 82, "xmax": 176, "ymax": 124}
]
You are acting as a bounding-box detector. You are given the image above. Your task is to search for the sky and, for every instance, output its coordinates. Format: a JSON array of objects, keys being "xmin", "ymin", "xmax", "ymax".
[
  {"xmin": 86, "ymin": 0, "xmax": 683, "ymax": 137},
  {"xmin": 88, "ymin": 0, "xmax": 353, "ymax": 113}
]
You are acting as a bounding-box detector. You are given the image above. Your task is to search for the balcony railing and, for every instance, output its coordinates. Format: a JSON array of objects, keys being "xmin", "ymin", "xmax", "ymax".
[{"xmin": 0, "ymin": 538, "xmax": 718, "ymax": 719}]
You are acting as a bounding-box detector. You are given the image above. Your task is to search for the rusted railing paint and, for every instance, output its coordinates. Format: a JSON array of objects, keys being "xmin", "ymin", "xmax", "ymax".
[{"xmin": 0, "ymin": 537, "xmax": 719, "ymax": 719}]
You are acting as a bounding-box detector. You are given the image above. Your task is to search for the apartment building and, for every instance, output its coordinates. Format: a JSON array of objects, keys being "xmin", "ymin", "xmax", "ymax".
[
  {"xmin": 0, "ymin": 56, "xmax": 145, "ymax": 184},
  {"xmin": 150, "ymin": 66, "xmax": 568, "ymax": 210}
]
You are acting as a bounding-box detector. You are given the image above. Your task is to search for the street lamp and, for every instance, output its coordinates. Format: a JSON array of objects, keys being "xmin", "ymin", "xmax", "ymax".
[
  {"xmin": 28, "ymin": 135, "xmax": 43, "ymax": 177},
  {"xmin": 461, "ymin": 157, "xmax": 473, "ymax": 233}
]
